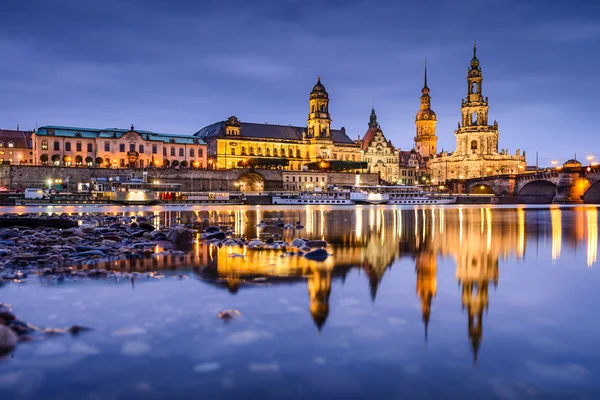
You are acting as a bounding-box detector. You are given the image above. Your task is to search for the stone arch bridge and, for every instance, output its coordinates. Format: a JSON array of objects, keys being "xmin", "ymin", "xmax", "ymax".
[{"xmin": 463, "ymin": 167, "xmax": 600, "ymax": 204}]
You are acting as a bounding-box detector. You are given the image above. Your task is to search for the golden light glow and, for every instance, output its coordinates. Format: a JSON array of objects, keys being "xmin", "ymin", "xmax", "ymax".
[
  {"xmin": 550, "ymin": 207, "xmax": 562, "ymax": 263},
  {"xmin": 587, "ymin": 207, "xmax": 598, "ymax": 268},
  {"xmin": 517, "ymin": 207, "xmax": 525, "ymax": 258}
]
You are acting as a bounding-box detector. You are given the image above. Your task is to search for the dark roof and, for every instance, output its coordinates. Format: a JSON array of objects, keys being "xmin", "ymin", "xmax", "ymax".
[
  {"xmin": 0, "ymin": 129, "xmax": 32, "ymax": 148},
  {"xmin": 195, "ymin": 121, "xmax": 357, "ymax": 146},
  {"xmin": 399, "ymin": 149, "xmax": 427, "ymax": 168},
  {"xmin": 35, "ymin": 126, "xmax": 205, "ymax": 145}
]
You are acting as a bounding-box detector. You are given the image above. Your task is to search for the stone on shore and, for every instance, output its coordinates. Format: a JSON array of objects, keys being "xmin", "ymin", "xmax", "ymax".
[
  {"xmin": 304, "ymin": 248, "xmax": 329, "ymax": 261},
  {"xmin": 0, "ymin": 325, "xmax": 18, "ymax": 352}
]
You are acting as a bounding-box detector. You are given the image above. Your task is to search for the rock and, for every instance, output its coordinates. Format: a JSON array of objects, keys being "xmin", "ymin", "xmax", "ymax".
[
  {"xmin": 204, "ymin": 231, "xmax": 225, "ymax": 241},
  {"xmin": 79, "ymin": 224, "xmax": 95, "ymax": 234},
  {"xmin": 130, "ymin": 222, "xmax": 139, "ymax": 229},
  {"xmin": 166, "ymin": 227, "xmax": 194, "ymax": 245},
  {"xmin": 291, "ymin": 238, "xmax": 307, "ymax": 248},
  {"xmin": 222, "ymin": 239, "xmax": 239, "ymax": 247},
  {"xmin": 139, "ymin": 222, "xmax": 155, "ymax": 232},
  {"xmin": 218, "ymin": 309, "xmax": 242, "ymax": 320},
  {"xmin": 304, "ymin": 240, "xmax": 328, "ymax": 248},
  {"xmin": 0, "ymin": 325, "xmax": 18, "ymax": 351},
  {"xmin": 0, "ymin": 230, "xmax": 19, "ymax": 240},
  {"xmin": 283, "ymin": 224, "xmax": 294, "ymax": 229},
  {"xmin": 63, "ymin": 227, "xmax": 83, "ymax": 236},
  {"xmin": 76, "ymin": 250, "xmax": 106, "ymax": 257},
  {"xmin": 204, "ymin": 226, "xmax": 221, "ymax": 233},
  {"xmin": 304, "ymin": 248, "xmax": 329, "ymax": 261}
]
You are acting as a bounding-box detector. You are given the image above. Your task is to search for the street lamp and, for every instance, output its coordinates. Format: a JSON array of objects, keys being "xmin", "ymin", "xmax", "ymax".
[
  {"xmin": 552, "ymin": 160, "xmax": 558, "ymax": 169},
  {"xmin": 587, "ymin": 155, "xmax": 594, "ymax": 166}
]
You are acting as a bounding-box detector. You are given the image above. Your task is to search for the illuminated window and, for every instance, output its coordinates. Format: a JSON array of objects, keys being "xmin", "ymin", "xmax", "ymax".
[{"xmin": 7, "ymin": 141, "xmax": 14, "ymax": 148}]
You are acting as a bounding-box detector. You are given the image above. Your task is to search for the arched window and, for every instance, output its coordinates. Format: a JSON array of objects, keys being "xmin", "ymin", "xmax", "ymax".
[
  {"xmin": 311, "ymin": 105, "xmax": 315, "ymax": 113},
  {"xmin": 65, "ymin": 142, "xmax": 71, "ymax": 151},
  {"xmin": 139, "ymin": 145, "xmax": 144, "ymax": 153},
  {"xmin": 472, "ymin": 112, "xmax": 478, "ymax": 126},
  {"xmin": 7, "ymin": 141, "xmax": 14, "ymax": 148},
  {"xmin": 241, "ymin": 146, "xmax": 246, "ymax": 155},
  {"xmin": 273, "ymin": 148, "xmax": 278, "ymax": 157},
  {"xmin": 179, "ymin": 148, "xmax": 184, "ymax": 157},
  {"xmin": 0, "ymin": 141, "xmax": 3, "ymax": 148},
  {"xmin": 152, "ymin": 145, "xmax": 157, "ymax": 154},
  {"xmin": 281, "ymin": 148, "xmax": 286, "ymax": 157},
  {"xmin": 54, "ymin": 141, "xmax": 60, "ymax": 151},
  {"xmin": 250, "ymin": 147, "xmax": 255, "ymax": 155},
  {"xmin": 266, "ymin": 148, "xmax": 271, "ymax": 156},
  {"xmin": 76, "ymin": 142, "xmax": 82, "ymax": 152},
  {"xmin": 190, "ymin": 149, "xmax": 195, "ymax": 157},
  {"xmin": 471, "ymin": 140, "xmax": 478, "ymax": 150},
  {"xmin": 87, "ymin": 143, "xmax": 93, "ymax": 152},
  {"xmin": 170, "ymin": 147, "xmax": 175, "ymax": 156},
  {"xmin": 41, "ymin": 140, "xmax": 48, "ymax": 150},
  {"xmin": 258, "ymin": 147, "xmax": 263, "ymax": 156}
]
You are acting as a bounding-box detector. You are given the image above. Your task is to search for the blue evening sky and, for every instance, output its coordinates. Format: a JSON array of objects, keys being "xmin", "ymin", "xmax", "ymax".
[{"xmin": 1, "ymin": 0, "xmax": 598, "ymax": 166}]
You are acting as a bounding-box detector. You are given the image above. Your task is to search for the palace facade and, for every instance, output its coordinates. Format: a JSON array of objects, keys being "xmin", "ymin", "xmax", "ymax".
[
  {"xmin": 194, "ymin": 78, "xmax": 361, "ymax": 171},
  {"xmin": 0, "ymin": 129, "xmax": 33, "ymax": 165},
  {"xmin": 429, "ymin": 45, "xmax": 525, "ymax": 181},
  {"xmin": 358, "ymin": 108, "xmax": 400, "ymax": 184},
  {"xmin": 31, "ymin": 125, "xmax": 207, "ymax": 169}
]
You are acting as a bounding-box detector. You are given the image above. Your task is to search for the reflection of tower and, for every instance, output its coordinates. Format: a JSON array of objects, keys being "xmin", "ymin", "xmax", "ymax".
[
  {"xmin": 307, "ymin": 268, "xmax": 332, "ymax": 332},
  {"xmin": 415, "ymin": 246, "xmax": 437, "ymax": 341},
  {"xmin": 456, "ymin": 255, "xmax": 498, "ymax": 364}
]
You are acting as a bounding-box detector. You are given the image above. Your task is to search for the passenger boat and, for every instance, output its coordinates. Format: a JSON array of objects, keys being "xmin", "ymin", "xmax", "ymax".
[
  {"xmin": 272, "ymin": 192, "xmax": 353, "ymax": 205},
  {"xmin": 382, "ymin": 186, "xmax": 456, "ymax": 205},
  {"xmin": 349, "ymin": 187, "xmax": 389, "ymax": 205}
]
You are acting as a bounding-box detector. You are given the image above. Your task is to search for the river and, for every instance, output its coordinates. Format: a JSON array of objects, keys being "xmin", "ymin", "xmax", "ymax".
[{"xmin": 0, "ymin": 204, "xmax": 599, "ymax": 399}]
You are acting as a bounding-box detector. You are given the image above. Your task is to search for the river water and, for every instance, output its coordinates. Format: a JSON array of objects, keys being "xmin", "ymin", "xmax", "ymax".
[{"xmin": 0, "ymin": 205, "xmax": 599, "ymax": 399}]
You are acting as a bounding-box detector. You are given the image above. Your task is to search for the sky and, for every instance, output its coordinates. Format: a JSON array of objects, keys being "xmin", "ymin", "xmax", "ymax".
[{"xmin": 1, "ymin": 0, "xmax": 599, "ymax": 167}]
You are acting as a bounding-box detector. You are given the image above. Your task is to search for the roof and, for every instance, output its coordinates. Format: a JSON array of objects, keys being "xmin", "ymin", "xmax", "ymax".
[
  {"xmin": 399, "ymin": 149, "xmax": 426, "ymax": 168},
  {"xmin": 360, "ymin": 126, "xmax": 396, "ymax": 152},
  {"xmin": 35, "ymin": 126, "xmax": 205, "ymax": 145},
  {"xmin": 0, "ymin": 129, "xmax": 32, "ymax": 148},
  {"xmin": 195, "ymin": 121, "xmax": 357, "ymax": 146}
]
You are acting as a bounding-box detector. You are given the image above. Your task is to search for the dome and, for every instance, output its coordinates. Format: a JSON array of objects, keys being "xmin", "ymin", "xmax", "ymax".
[
  {"xmin": 416, "ymin": 109, "xmax": 436, "ymax": 121},
  {"xmin": 311, "ymin": 76, "xmax": 327, "ymax": 93},
  {"xmin": 563, "ymin": 159, "xmax": 582, "ymax": 168},
  {"xmin": 470, "ymin": 43, "xmax": 480, "ymax": 70}
]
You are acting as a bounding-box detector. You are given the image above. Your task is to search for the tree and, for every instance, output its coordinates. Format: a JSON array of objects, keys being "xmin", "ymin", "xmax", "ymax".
[
  {"xmin": 75, "ymin": 155, "xmax": 83, "ymax": 165},
  {"xmin": 95, "ymin": 157, "xmax": 103, "ymax": 165},
  {"xmin": 180, "ymin": 160, "xmax": 189, "ymax": 168},
  {"xmin": 171, "ymin": 160, "xmax": 180, "ymax": 167},
  {"xmin": 40, "ymin": 154, "xmax": 48, "ymax": 163},
  {"xmin": 163, "ymin": 159, "xmax": 170, "ymax": 168},
  {"xmin": 51, "ymin": 155, "xmax": 60, "ymax": 163}
]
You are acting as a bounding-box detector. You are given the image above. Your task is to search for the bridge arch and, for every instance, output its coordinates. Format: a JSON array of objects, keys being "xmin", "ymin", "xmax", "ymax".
[
  {"xmin": 518, "ymin": 180, "xmax": 557, "ymax": 196},
  {"xmin": 237, "ymin": 171, "xmax": 264, "ymax": 193},
  {"xmin": 583, "ymin": 181, "xmax": 600, "ymax": 204},
  {"xmin": 468, "ymin": 184, "xmax": 495, "ymax": 195}
]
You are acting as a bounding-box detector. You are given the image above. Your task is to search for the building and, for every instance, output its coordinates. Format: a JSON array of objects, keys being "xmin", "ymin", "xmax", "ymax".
[
  {"xmin": 32, "ymin": 125, "xmax": 207, "ymax": 169},
  {"xmin": 283, "ymin": 171, "xmax": 328, "ymax": 191},
  {"xmin": 194, "ymin": 78, "xmax": 361, "ymax": 171},
  {"xmin": 358, "ymin": 108, "xmax": 400, "ymax": 184},
  {"xmin": 0, "ymin": 129, "xmax": 33, "ymax": 165},
  {"xmin": 429, "ymin": 45, "xmax": 525, "ymax": 182},
  {"xmin": 414, "ymin": 62, "xmax": 438, "ymax": 159},
  {"xmin": 398, "ymin": 149, "xmax": 428, "ymax": 185}
]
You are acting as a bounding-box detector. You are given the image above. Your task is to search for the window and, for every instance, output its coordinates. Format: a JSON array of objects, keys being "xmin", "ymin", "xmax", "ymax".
[
  {"xmin": 163, "ymin": 147, "xmax": 167, "ymax": 156},
  {"xmin": 120, "ymin": 159, "xmax": 125, "ymax": 167},
  {"xmin": 266, "ymin": 148, "xmax": 271, "ymax": 156},
  {"xmin": 0, "ymin": 141, "xmax": 3, "ymax": 147},
  {"xmin": 198, "ymin": 149, "xmax": 203, "ymax": 157},
  {"xmin": 333, "ymin": 153, "xmax": 337, "ymax": 160},
  {"xmin": 171, "ymin": 147, "xmax": 175, "ymax": 156},
  {"xmin": 241, "ymin": 147, "xmax": 246, "ymax": 155},
  {"xmin": 7, "ymin": 142, "xmax": 14, "ymax": 148},
  {"xmin": 104, "ymin": 141, "xmax": 110, "ymax": 151},
  {"xmin": 76, "ymin": 142, "xmax": 82, "ymax": 152},
  {"xmin": 190, "ymin": 149, "xmax": 195, "ymax": 157},
  {"xmin": 471, "ymin": 140, "xmax": 478, "ymax": 150},
  {"xmin": 297, "ymin": 149, "xmax": 301, "ymax": 158},
  {"xmin": 139, "ymin": 145, "xmax": 144, "ymax": 154},
  {"xmin": 130, "ymin": 144, "xmax": 135, "ymax": 152},
  {"xmin": 87, "ymin": 143, "xmax": 93, "ymax": 152},
  {"xmin": 152, "ymin": 145, "xmax": 157, "ymax": 154},
  {"xmin": 42, "ymin": 140, "xmax": 48, "ymax": 150},
  {"xmin": 250, "ymin": 147, "xmax": 254, "ymax": 155},
  {"xmin": 230, "ymin": 147, "xmax": 235, "ymax": 155},
  {"xmin": 311, "ymin": 105, "xmax": 315, "ymax": 113},
  {"xmin": 119, "ymin": 143, "xmax": 125, "ymax": 152},
  {"xmin": 472, "ymin": 113, "xmax": 477, "ymax": 126},
  {"xmin": 273, "ymin": 148, "xmax": 278, "ymax": 157},
  {"xmin": 54, "ymin": 141, "xmax": 60, "ymax": 151},
  {"xmin": 179, "ymin": 148, "xmax": 184, "ymax": 157},
  {"xmin": 258, "ymin": 148, "xmax": 263, "ymax": 156}
]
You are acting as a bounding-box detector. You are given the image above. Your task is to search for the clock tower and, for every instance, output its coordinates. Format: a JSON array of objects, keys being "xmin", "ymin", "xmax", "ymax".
[{"xmin": 414, "ymin": 61, "xmax": 438, "ymax": 158}]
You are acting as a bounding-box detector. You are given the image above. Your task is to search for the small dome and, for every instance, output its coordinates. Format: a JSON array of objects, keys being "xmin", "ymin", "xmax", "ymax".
[
  {"xmin": 563, "ymin": 159, "xmax": 582, "ymax": 168},
  {"xmin": 312, "ymin": 77, "xmax": 327, "ymax": 93},
  {"xmin": 416, "ymin": 109, "xmax": 436, "ymax": 121}
]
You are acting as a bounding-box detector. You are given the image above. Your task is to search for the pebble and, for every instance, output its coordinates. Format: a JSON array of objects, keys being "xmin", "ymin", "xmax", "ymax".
[{"xmin": 0, "ymin": 326, "xmax": 18, "ymax": 352}]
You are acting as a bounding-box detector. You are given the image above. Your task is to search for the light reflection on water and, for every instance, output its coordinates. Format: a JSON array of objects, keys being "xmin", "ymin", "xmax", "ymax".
[{"xmin": 1, "ymin": 205, "xmax": 600, "ymax": 399}]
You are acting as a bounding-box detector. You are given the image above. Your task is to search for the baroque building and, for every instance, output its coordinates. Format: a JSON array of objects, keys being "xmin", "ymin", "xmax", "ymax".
[
  {"xmin": 358, "ymin": 108, "xmax": 400, "ymax": 184},
  {"xmin": 0, "ymin": 129, "xmax": 33, "ymax": 165},
  {"xmin": 194, "ymin": 78, "xmax": 361, "ymax": 171},
  {"xmin": 429, "ymin": 45, "xmax": 526, "ymax": 181},
  {"xmin": 414, "ymin": 62, "xmax": 437, "ymax": 159},
  {"xmin": 31, "ymin": 125, "xmax": 207, "ymax": 169}
]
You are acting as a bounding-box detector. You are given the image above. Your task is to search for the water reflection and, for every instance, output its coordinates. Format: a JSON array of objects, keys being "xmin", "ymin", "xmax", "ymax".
[{"xmin": 16, "ymin": 205, "xmax": 600, "ymax": 363}]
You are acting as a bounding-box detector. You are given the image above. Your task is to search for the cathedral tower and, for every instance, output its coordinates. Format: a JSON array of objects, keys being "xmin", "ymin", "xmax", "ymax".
[
  {"xmin": 307, "ymin": 77, "xmax": 331, "ymax": 139},
  {"xmin": 415, "ymin": 61, "xmax": 438, "ymax": 158},
  {"xmin": 454, "ymin": 44, "xmax": 499, "ymax": 156}
]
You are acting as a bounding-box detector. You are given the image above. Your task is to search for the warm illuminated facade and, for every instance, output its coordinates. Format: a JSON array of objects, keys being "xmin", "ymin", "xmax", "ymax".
[
  {"xmin": 194, "ymin": 78, "xmax": 361, "ymax": 170},
  {"xmin": 32, "ymin": 125, "xmax": 207, "ymax": 169},
  {"xmin": 358, "ymin": 108, "xmax": 400, "ymax": 184},
  {"xmin": 429, "ymin": 45, "xmax": 525, "ymax": 181},
  {"xmin": 0, "ymin": 129, "xmax": 33, "ymax": 165},
  {"xmin": 414, "ymin": 62, "xmax": 438, "ymax": 159}
]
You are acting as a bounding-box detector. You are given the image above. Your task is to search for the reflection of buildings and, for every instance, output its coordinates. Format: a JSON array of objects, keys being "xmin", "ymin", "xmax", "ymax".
[
  {"xmin": 415, "ymin": 243, "xmax": 436, "ymax": 341},
  {"xmin": 307, "ymin": 268, "xmax": 332, "ymax": 332}
]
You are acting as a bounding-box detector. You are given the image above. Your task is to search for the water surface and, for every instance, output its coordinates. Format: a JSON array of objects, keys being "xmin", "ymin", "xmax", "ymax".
[{"xmin": 1, "ymin": 205, "xmax": 599, "ymax": 399}]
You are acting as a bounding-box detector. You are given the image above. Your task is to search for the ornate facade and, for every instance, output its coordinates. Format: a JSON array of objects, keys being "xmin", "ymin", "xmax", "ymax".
[
  {"xmin": 195, "ymin": 78, "xmax": 361, "ymax": 171},
  {"xmin": 31, "ymin": 125, "xmax": 207, "ymax": 169},
  {"xmin": 429, "ymin": 45, "xmax": 525, "ymax": 181},
  {"xmin": 414, "ymin": 62, "xmax": 437, "ymax": 159},
  {"xmin": 358, "ymin": 108, "xmax": 400, "ymax": 184}
]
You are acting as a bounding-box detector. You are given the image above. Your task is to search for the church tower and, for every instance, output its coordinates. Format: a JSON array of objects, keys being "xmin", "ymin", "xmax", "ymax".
[
  {"xmin": 307, "ymin": 77, "xmax": 331, "ymax": 139},
  {"xmin": 415, "ymin": 61, "xmax": 437, "ymax": 158},
  {"xmin": 454, "ymin": 44, "xmax": 499, "ymax": 156}
]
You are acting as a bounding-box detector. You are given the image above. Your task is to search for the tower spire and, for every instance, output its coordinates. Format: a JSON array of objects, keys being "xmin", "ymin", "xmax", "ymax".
[
  {"xmin": 369, "ymin": 106, "xmax": 378, "ymax": 129},
  {"xmin": 424, "ymin": 59, "xmax": 428, "ymax": 89}
]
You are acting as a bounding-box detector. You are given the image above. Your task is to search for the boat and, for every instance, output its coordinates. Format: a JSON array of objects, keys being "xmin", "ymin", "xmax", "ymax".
[
  {"xmin": 349, "ymin": 187, "xmax": 389, "ymax": 204},
  {"xmin": 272, "ymin": 192, "xmax": 354, "ymax": 205},
  {"xmin": 382, "ymin": 186, "xmax": 456, "ymax": 205}
]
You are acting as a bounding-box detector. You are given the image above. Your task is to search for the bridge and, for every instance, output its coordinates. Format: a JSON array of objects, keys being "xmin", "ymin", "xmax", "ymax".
[{"xmin": 459, "ymin": 166, "xmax": 600, "ymax": 204}]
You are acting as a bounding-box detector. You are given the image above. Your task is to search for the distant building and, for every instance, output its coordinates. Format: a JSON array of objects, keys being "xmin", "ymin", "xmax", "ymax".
[
  {"xmin": 398, "ymin": 149, "xmax": 428, "ymax": 185},
  {"xmin": 358, "ymin": 108, "xmax": 400, "ymax": 184},
  {"xmin": 0, "ymin": 129, "xmax": 33, "ymax": 165},
  {"xmin": 194, "ymin": 78, "xmax": 361, "ymax": 171},
  {"xmin": 32, "ymin": 125, "xmax": 207, "ymax": 169},
  {"xmin": 429, "ymin": 45, "xmax": 525, "ymax": 182}
]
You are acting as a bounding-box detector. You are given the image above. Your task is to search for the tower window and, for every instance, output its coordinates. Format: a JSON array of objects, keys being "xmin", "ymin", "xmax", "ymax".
[
  {"xmin": 472, "ymin": 82, "xmax": 477, "ymax": 94},
  {"xmin": 472, "ymin": 113, "xmax": 478, "ymax": 126},
  {"xmin": 311, "ymin": 105, "xmax": 315, "ymax": 113},
  {"xmin": 471, "ymin": 140, "xmax": 478, "ymax": 151}
]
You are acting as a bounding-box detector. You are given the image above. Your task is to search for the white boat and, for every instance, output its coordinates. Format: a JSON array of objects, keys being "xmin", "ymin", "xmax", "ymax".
[
  {"xmin": 349, "ymin": 188, "xmax": 389, "ymax": 205},
  {"xmin": 383, "ymin": 186, "xmax": 456, "ymax": 205},
  {"xmin": 272, "ymin": 192, "xmax": 353, "ymax": 205}
]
